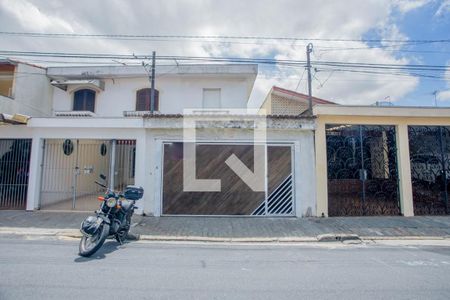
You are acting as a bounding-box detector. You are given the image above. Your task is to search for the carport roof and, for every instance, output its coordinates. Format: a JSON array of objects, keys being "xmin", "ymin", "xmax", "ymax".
[{"xmin": 313, "ymin": 104, "xmax": 450, "ymax": 118}]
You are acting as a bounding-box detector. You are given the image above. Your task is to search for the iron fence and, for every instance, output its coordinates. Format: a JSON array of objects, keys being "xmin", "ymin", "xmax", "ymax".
[
  {"xmin": 0, "ymin": 139, "xmax": 32, "ymax": 209},
  {"xmin": 409, "ymin": 126, "xmax": 450, "ymax": 215},
  {"xmin": 40, "ymin": 139, "xmax": 135, "ymax": 211},
  {"xmin": 326, "ymin": 125, "xmax": 400, "ymax": 216}
]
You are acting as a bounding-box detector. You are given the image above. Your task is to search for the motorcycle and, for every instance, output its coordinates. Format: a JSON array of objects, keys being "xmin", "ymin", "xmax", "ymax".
[{"xmin": 78, "ymin": 174, "xmax": 144, "ymax": 257}]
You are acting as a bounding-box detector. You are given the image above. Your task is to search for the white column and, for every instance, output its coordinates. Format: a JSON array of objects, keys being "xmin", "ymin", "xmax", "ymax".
[
  {"xmin": 26, "ymin": 137, "xmax": 44, "ymax": 210},
  {"xmin": 134, "ymin": 132, "xmax": 147, "ymax": 215},
  {"xmin": 297, "ymin": 132, "xmax": 316, "ymax": 217},
  {"xmin": 149, "ymin": 137, "xmax": 162, "ymax": 216},
  {"xmin": 315, "ymin": 121, "xmax": 328, "ymax": 217},
  {"xmin": 396, "ymin": 124, "xmax": 414, "ymax": 216}
]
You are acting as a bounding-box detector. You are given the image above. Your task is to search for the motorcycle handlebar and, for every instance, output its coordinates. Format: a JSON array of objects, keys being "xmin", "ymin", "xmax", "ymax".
[{"xmin": 94, "ymin": 181, "xmax": 107, "ymax": 188}]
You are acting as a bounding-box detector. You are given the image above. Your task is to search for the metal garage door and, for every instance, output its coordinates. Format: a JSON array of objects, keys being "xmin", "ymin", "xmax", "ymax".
[{"xmin": 162, "ymin": 142, "xmax": 294, "ymax": 216}]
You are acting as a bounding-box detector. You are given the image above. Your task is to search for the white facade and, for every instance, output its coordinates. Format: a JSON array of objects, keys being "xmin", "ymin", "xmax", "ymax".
[
  {"xmin": 0, "ymin": 62, "xmax": 318, "ymax": 217},
  {"xmin": 0, "ymin": 117, "xmax": 316, "ymax": 217},
  {"xmin": 48, "ymin": 64, "xmax": 257, "ymax": 116}
]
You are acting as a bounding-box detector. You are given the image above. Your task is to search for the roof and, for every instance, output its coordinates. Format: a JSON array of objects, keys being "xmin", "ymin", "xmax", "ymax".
[
  {"xmin": 313, "ymin": 104, "xmax": 450, "ymax": 118},
  {"xmin": 123, "ymin": 111, "xmax": 314, "ymax": 119},
  {"xmin": 0, "ymin": 113, "xmax": 30, "ymax": 125},
  {"xmin": 0, "ymin": 58, "xmax": 46, "ymax": 70},
  {"xmin": 271, "ymin": 86, "xmax": 337, "ymax": 105},
  {"xmin": 46, "ymin": 64, "xmax": 258, "ymax": 80}
]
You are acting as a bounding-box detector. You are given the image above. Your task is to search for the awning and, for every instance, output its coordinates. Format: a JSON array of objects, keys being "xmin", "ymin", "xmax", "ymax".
[
  {"xmin": 0, "ymin": 113, "xmax": 30, "ymax": 125},
  {"xmin": 50, "ymin": 79, "xmax": 105, "ymax": 92}
]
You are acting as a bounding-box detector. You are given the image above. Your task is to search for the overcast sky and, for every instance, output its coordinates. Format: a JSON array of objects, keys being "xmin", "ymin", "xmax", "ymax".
[{"xmin": 0, "ymin": 0, "xmax": 449, "ymax": 107}]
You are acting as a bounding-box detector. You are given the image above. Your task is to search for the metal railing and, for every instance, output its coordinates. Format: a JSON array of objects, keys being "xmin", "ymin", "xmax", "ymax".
[
  {"xmin": 0, "ymin": 139, "xmax": 32, "ymax": 209},
  {"xmin": 40, "ymin": 139, "xmax": 136, "ymax": 211}
]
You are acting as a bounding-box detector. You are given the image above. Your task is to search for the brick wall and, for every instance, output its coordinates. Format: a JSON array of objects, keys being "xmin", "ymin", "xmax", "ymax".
[{"xmin": 271, "ymin": 94, "xmax": 308, "ymax": 115}]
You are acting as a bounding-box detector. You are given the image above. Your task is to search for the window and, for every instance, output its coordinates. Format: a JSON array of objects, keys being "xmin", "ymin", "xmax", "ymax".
[
  {"xmin": 0, "ymin": 64, "xmax": 15, "ymax": 98},
  {"xmin": 73, "ymin": 89, "xmax": 96, "ymax": 112},
  {"xmin": 203, "ymin": 88, "xmax": 221, "ymax": 108},
  {"xmin": 136, "ymin": 88, "xmax": 159, "ymax": 111}
]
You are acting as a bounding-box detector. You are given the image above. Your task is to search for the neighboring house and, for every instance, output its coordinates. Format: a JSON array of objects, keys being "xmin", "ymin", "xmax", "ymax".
[
  {"xmin": 314, "ymin": 105, "xmax": 450, "ymax": 218},
  {"xmin": 259, "ymin": 86, "xmax": 336, "ymax": 115},
  {"xmin": 0, "ymin": 63, "xmax": 317, "ymax": 218},
  {"xmin": 0, "ymin": 59, "xmax": 53, "ymax": 118}
]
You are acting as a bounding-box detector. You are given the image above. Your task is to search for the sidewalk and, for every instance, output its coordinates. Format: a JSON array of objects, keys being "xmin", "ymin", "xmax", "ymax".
[{"xmin": 1, "ymin": 210, "xmax": 450, "ymax": 242}]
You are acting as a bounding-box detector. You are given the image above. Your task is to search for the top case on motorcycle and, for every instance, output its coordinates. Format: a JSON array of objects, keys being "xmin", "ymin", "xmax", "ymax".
[{"xmin": 120, "ymin": 199, "xmax": 134, "ymax": 212}]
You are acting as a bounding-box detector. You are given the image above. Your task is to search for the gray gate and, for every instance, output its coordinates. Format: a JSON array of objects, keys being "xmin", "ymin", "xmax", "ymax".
[
  {"xmin": 40, "ymin": 139, "xmax": 135, "ymax": 211},
  {"xmin": 0, "ymin": 139, "xmax": 32, "ymax": 209}
]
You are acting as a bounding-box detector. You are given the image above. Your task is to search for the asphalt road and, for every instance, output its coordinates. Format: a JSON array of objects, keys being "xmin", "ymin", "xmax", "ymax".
[{"xmin": 1, "ymin": 236, "xmax": 450, "ymax": 300}]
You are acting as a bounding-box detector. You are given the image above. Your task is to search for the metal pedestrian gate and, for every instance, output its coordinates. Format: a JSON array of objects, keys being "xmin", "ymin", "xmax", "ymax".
[
  {"xmin": 0, "ymin": 139, "xmax": 32, "ymax": 209},
  {"xmin": 40, "ymin": 139, "xmax": 136, "ymax": 211},
  {"xmin": 326, "ymin": 125, "xmax": 400, "ymax": 216},
  {"xmin": 409, "ymin": 126, "xmax": 450, "ymax": 215}
]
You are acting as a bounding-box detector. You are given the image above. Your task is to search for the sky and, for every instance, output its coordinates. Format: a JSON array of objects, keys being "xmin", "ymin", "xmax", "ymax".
[{"xmin": 0, "ymin": 0, "xmax": 449, "ymax": 108}]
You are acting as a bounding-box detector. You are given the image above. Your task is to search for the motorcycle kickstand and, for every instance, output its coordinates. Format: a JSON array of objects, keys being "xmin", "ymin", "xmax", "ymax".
[{"xmin": 115, "ymin": 234, "xmax": 123, "ymax": 245}]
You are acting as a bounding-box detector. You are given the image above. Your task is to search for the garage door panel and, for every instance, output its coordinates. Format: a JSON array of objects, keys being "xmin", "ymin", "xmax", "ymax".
[{"xmin": 162, "ymin": 143, "xmax": 293, "ymax": 216}]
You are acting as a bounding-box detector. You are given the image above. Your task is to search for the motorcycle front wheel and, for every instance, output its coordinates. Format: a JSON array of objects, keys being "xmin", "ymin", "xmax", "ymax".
[{"xmin": 78, "ymin": 223, "xmax": 110, "ymax": 257}]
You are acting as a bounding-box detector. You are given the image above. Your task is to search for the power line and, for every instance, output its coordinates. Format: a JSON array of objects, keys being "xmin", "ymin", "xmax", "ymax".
[
  {"xmin": 1, "ymin": 51, "xmax": 448, "ymax": 82},
  {"xmin": 0, "ymin": 31, "xmax": 449, "ymax": 44},
  {"xmin": 1, "ymin": 50, "xmax": 447, "ymax": 71}
]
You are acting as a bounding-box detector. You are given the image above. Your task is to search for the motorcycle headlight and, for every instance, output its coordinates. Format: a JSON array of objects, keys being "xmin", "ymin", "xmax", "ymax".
[{"xmin": 106, "ymin": 197, "xmax": 117, "ymax": 208}]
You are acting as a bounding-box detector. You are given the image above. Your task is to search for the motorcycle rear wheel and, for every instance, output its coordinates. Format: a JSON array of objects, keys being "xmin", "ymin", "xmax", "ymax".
[{"xmin": 79, "ymin": 224, "xmax": 110, "ymax": 257}]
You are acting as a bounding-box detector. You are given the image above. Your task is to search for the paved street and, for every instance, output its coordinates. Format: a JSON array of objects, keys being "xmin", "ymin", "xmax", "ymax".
[{"xmin": 1, "ymin": 236, "xmax": 450, "ymax": 299}]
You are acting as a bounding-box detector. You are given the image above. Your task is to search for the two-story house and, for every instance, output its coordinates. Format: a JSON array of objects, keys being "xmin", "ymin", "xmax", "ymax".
[{"xmin": 0, "ymin": 63, "xmax": 316, "ymax": 218}]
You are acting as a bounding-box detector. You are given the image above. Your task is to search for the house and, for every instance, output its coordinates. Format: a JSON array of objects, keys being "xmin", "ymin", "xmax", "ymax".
[
  {"xmin": 259, "ymin": 86, "xmax": 336, "ymax": 115},
  {"xmin": 0, "ymin": 59, "xmax": 53, "ymax": 118},
  {"xmin": 4, "ymin": 61, "xmax": 448, "ymax": 218},
  {"xmin": 47, "ymin": 64, "xmax": 257, "ymax": 116},
  {"xmin": 0, "ymin": 63, "xmax": 316, "ymax": 217}
]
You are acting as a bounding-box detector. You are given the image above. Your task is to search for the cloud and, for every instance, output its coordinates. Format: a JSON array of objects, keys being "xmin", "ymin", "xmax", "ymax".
[
  {"xmin": 437, "ymin": 90, "xmax": 450, "ymax": 101},
  {"xmin": 0, "ymin": 0, "xmax": 423, "ymax": 107},
  {"xmin": 0, "ymin": 0, "xmax": 74, "ymax": 32},
  {"xmin": 393, "ymin": 0, "xmax": 432, "ymax": 13},
  {"xmin": 435, "ymin": 0, "xmax": 450, "ymax": 17},
  {"xmin": 437, "ymin": 63, "xmax": 450, "ymax": 102}
]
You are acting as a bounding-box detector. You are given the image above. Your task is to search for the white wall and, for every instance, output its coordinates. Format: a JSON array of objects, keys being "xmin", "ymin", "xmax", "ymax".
[
  {"xmin": 0, "ymin": 64, "xmax": 53, "ymax": 117},
  {"xmin": 52, "ymin": 76, "xmax": 249, "ymax": 116},
  {"xmin": 0, "ymin": 117, "xmax": 316, "ymax": 217}
]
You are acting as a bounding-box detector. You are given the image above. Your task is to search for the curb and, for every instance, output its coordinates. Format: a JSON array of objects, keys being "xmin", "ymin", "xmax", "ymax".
[
  {"xmin": 316, "ymin": 233, "xmax": 360, "ymax": 242},
  {"xmin": 1, "ymin": 227, "xmax": 449, "ymax": 244},
  {"xmin": 137, "ymin": 235, "xmax": 318, "ymax": 243},
  {"xmin": 0, "ymin": 227, "xmax": 81, "ymax": 238}
]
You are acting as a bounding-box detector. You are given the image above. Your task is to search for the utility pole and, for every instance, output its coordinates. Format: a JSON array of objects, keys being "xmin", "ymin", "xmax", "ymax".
[
  {"xmin": 433, "ymin": 90, "xmax": 438, "ymax": 107},
  {"xmin": 306, "ymin": 43, "xmax": 314, "ymax": 115},
  {"xmin": 150, "ymin": 51, "xmax": 156, "ymax": 113}
]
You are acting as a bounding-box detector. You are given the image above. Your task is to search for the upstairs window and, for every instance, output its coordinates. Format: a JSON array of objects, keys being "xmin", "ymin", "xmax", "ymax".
[
  {"xmin": 73, "ymin": 89, "xmax": 96, "ymax": 112},
  {"xmin": 136, "ymin": 88, "xmax": 159, "ymax": 111},
  {"xmin": 0, "ymin": 64, "xmax": 15, "ymax": 98}
]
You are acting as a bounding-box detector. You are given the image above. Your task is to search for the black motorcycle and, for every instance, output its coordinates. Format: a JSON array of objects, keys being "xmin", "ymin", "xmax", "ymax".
[{"xmin": 78, "ymin": 174, "xmax": 144, "ymax": 257}]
